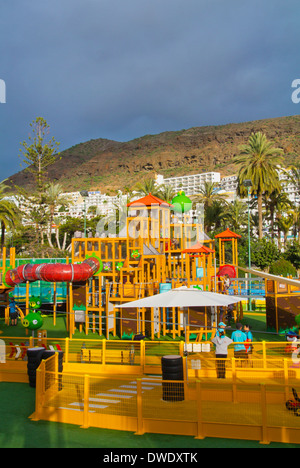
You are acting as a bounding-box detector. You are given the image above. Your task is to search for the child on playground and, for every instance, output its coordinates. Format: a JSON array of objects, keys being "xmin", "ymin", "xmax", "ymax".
[
  {"xmin": 223, "ymin": 274, "xmax": 231, "ymax": 294},
  {"xmin": 9, "ymin": 297, "xmax": 18, "ymax": 326}
]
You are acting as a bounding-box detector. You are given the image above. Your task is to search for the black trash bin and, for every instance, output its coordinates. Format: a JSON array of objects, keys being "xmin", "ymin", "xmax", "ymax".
[
  {"xmin": 27, "ymin": 347, "xmax": 45, "ymax": 388},
  {"xmin": 161, "ymin": 355, "xmax": 185, "ymax": 402}
]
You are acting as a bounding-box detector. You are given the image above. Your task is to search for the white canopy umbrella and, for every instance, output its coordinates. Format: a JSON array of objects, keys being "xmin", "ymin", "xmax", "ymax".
[
  {"xmin": 118, "ymin": 286, "xmax": 245, "ymax": 382},
  {"xmin": 118, "ymin": 286, "xmax": 245, "ymax": 309}
]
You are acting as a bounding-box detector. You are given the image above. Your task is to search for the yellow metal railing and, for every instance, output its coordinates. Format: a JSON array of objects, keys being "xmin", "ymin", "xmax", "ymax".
[
  {"xmin": 1, "ymin": 336, "xmax": 299, "ymax": 369},
  {"xmin": 32, "ymin": 366, "xmax": 300, "ymax": 444}
]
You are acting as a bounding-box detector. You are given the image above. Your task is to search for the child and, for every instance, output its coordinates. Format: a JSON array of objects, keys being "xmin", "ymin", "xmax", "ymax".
[
  {"xmin": 9, "ymin": 297, "xmax": 18, "ymax": 326},
  {"xmin": 223, "ymin": 274, "xmax": 231, "ymax": 294}
]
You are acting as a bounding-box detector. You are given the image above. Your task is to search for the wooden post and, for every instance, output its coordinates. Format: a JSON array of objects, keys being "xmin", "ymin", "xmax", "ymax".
[
  {"xmin": 135, "ymin": 378, "xmax": 144, "ymax": 435},
  {"xmin": 195, "ymin": 380, "xmax": 204, "ymax": 439},
  {"xmin": 232, "ymin": 358, "xmax": 238, "ymax": 403},
  {"xmin": 260, "ymin": 383, "xmax": 270, "ymax": 445},
  {"xmin": 82, "ymin": 374, "xmax": 90, "ymax": 429},
  {"xmin": 65, "ymin": 338, "xmax": 69, "ymax": 364}
]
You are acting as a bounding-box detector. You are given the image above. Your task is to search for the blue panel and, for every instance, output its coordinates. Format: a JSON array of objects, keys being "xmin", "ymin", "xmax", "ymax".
[
  {"xmin": 159, "ymin": 283, "xmax": 172, "ymax": 293},
  {"xmin": 196, "ymin": 267, "xmax": 204, "ymax": 278}
]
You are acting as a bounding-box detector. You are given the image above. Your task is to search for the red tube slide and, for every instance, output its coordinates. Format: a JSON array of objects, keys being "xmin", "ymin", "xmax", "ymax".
[{"xmin": 5, "ymin": 257, "xmax": 100, "ymax": 286}]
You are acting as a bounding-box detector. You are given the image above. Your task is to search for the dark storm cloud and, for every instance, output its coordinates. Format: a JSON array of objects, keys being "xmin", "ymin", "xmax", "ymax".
[{"xmin": 0, "ymin": 0, "xmax": 299, "ymax": 179}]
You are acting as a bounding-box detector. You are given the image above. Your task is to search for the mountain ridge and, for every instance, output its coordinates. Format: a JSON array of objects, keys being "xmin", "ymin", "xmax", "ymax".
[{"xmin": 8, "ymin": 114, "xmax": 300, "ymax": 194}]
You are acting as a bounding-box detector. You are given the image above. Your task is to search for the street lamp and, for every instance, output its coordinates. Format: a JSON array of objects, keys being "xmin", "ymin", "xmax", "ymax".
[
  {"xmin": 243, "ymin": 180, "xmax": 252, "ymax": 311},
  {"xmin": 80, "ymin": 190, "xmax": 89, "ymax": 237}
]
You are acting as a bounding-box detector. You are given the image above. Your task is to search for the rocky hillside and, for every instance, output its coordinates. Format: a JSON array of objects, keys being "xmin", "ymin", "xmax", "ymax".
[{"xmin": 8, "ymin": 115, "xmax": 300, "ymax": 194}]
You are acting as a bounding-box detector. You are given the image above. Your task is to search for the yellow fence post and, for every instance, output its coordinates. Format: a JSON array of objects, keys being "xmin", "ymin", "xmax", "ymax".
[
  {"xmin": 195, "ymin": 380, "xmax": 204, "ymax": 439},
  {"xmin": 140, "ymin": 340, "xmax": 145, "ymax": 374},
  {"xmin": 283, "ymin": 358, "xmax": 289, "ymax": 401},
  {"xmin": 135, "ymin": 378, "xmax": 144, "ymax": 435},
  {"xmin": 65, "ymin": 337, "xmax": 69, "ymax": 364},
  {"xmin": 260, "ymin": 383, "xmax": 270, "ymax": 445},
  {"xmin": 232, "ymin": 358, "xmax": 238, "ymax": 403},
  {"xmin": 31, "ymin": 362, "xmax": 44, "ymax": 421},
  {"xmin": 102, "ymin": 339, "xmax": 106, "ymax": 366},
  {"xmin": 179, "ymin": 340, "xmax": 184, "ymax": 357},
  {"xmin": 262, "ymin": 341, "xmax": 267, "ymax": 369},
  {"xmin": 82, "ymin": 374, "xmax": 90, "ymax": 429}
]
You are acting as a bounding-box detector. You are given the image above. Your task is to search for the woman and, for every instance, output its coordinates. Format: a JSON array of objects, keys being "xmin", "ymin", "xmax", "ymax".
[{"xmin": 211, "ymin": 327, "xmax": 233, "ymax": 378}]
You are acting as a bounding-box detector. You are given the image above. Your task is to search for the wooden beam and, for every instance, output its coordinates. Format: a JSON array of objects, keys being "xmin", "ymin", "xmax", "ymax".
[{"xmin": 238, "ymin": 266, "xmax": 300, "ymax": 288}]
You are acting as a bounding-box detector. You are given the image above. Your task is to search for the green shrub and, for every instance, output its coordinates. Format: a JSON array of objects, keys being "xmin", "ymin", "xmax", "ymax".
[
  {"xmin": 269, "ymin": 258, "xmax": 297, "ymax": 277},
  {"xmin": 251, "ymin": 239, "xmax": 280, "ymax": 270},
  {"xmin": 283, "ymin": 241, "xmax": 300, "ymax": 270}
]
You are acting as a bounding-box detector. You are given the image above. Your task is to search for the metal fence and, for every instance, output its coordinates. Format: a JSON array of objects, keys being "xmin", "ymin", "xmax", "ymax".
[{"xmin": 33, "ymin": 358, "xmax": 300, "ymax": 444}]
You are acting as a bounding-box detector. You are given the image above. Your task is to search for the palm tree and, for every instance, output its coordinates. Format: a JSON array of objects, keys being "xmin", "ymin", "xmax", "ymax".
[
  {"xmin": 276, "ymin": 211, "xmax": 295, "ymax": 249},
  {"xmin": 204, "ymin": 200, "xmax": 227, "ymax": 233},
  {"xmin": 234, "ymin": 132, "xmax": 284, "ymax": 239},
  {"xmin": 291, "ymin": 206, "xmax": 300, "ymax": 242},
  {"xmin": 134, "ymin": 178, "xmax": 162, "ymax": 197},
  {"xmin": 0, "ymin": 182, "xmax": 21, "ymax": 251},
  {"xmin": 223, "ymin": 199, "xmax": 249, "ymax": 232},
  {"xmin": 158, "ymin": 184, "xmax": 176, "ymax": 203},
  {"xmin": 44, "ymin": 183, "xmax": 72, "ymax": 249},
  {"xmin": 264, "ymin": 188, "xmax": 293, "ymax": 240},
  {"xmin": 264, "ymin": 187, "xmax": 282, "ymax": 240},
  {"xmin": 191, "ymin": 182, "xmax": 228, "ymax": 210}
]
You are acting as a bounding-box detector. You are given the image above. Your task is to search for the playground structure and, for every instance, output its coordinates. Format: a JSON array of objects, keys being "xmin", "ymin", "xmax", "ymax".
[
  {"xmin": 67, "ymin": 192, "xmax": 243, "ymax": 338},
  {"xmin": 2, "ymin": 191, "xmax": 300, "ymax": 340},
  {"xmin": 0, "ymin": 192, "xmax": 262, "ymax": 339}
]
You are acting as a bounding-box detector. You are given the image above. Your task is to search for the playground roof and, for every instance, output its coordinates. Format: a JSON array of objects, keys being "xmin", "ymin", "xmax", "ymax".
[
  {"xmin": 118, "ymin": 286, "xmax": 244, "ymax": 308},
  {"xmin": 215, "ymin": 228, "xmax": 242, "ymax": 239},
  {"xmin": 127, "ymin": 193, "xmax": 173, "ymax": 208},
  {"xmin": 182, "ymin": 242, "xmax": 215, "ymax": 254}
]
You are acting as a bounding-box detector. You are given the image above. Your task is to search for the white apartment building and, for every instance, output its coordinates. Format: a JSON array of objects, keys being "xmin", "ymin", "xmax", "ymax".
[
  {"xmin": 279, "ymin": 171, "xmax": 300, "ymax": 206},
  {"xmin": 63, "ymin": 191, "xmax": 128, "ymax": 219},
  {"xmin": 160, "ymin": 172, "xmax": 221, "ymax": 196},
  {"xmin": 219, "ymin": 175, "xmax": 238, "ymax": 193}
]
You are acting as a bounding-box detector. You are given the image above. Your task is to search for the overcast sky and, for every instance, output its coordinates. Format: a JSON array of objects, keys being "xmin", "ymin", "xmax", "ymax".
[{"xmin": 0, "ymin": 0, "xmax": 299, "ymax": 180}]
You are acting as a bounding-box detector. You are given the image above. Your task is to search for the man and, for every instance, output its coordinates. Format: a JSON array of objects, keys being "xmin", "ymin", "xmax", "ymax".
[{"xmin": 231, "ymin": 323, "xmax": 247, "ymax": 361}]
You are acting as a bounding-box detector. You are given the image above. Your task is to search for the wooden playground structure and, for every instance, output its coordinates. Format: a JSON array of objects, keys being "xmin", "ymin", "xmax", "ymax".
[
  {"xmin": 0, "ymin": 192, "xmax": 244, "ymax": 340},
  {"xmin": 2, "ymin": 192, "xmax": 300, "ymax": 338},
  {"xmin": 67, "ymin": 193, "xmax": 242, "ymax": 338}
]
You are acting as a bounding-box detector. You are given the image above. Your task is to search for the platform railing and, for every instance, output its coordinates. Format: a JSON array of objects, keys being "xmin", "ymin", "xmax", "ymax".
[{"xmin": 32, "ymin": 364, "xmax": 300, "ymax": 444}]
